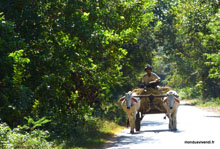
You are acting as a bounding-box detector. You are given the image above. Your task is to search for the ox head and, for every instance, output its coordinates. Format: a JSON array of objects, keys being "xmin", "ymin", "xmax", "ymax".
[
  {"xmin": 163, "ymin": 90, "xmax": 180, "ymax": 109},
  {"xmin": 120, "ymin": 91, "xmax": 138, "ymax": 109}
]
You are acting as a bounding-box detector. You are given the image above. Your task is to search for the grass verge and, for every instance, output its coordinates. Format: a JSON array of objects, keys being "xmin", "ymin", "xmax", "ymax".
[
  {"xmin": 185, "ymin": 99, "xmax": 220, "ymax": 107},
  {"xmin": 1, "ymin": 118, "xmax": 125, "ymax": 149},
  {"xmin": 66, "ymin": 118, "xmax": 125, "ymax": 149},
  {"xmin": 183, "ymin": 99, "xmax": 220, "ymax": 114},
  {"xmin": 50, "ymin": 116, "xmax": 126, "ymax": 149}
]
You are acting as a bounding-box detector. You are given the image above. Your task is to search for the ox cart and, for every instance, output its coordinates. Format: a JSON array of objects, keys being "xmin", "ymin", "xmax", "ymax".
[{"xmin": 132, "ymin": 87, "xmax": 171, "ymax": 131}]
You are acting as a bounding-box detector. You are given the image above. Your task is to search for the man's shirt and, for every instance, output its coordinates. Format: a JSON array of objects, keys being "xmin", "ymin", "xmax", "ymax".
[{"xmin": 141, "ymin": 72, "xmax": 160, "ymax": 85}]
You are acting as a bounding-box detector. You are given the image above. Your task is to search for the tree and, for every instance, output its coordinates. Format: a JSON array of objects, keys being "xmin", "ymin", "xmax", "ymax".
[
  {"xmin": 0, "ymin": 13, "xmax": 31, "ymax": 127},
  {"xmin": 0, "ymin": 0, "xmax": 156, "ymax": 131},
  {"xmin": 202, "ymin": 8, "xmax": 220, "ymax": 97},
  {"xmin": 173, "ymin": 0, "xmax": 220, "ymax": 99}
]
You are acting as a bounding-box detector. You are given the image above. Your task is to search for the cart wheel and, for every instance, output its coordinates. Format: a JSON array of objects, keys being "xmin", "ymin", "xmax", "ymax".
[{"xmin": 135, "ymin": 112, "xmax": 141, "ymax": 131}]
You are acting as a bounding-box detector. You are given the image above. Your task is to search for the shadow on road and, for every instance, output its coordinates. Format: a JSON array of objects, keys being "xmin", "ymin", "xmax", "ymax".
[
  {"xmin": 205, "ymin": 115, "xmax": 220, "ymax": 118},
  {"xmin": 138, "ymin": 120, "xmax": 183, "ymax": 134},
  {"xmin": 141, "ymin": 121, "xmax": 164, "ymax": 126},
  {"xmin": 180, "ymin": 103, "xmax": 195, "ymax": 106},
  {"xmin": 102, "ymin": 119, "xmax": 183, "ymax": 148},
  {"xmin": 102, "ymin": 134, "xmax": 155, "ymax": 149},
  {"xmin": 102, "ymin": 128, "xmax": 183, "ymax": 149},
  {"xmin": 139, "ymin": 129, "xmax": 182, "ymax": 133},
  {"xmin": 137, "ymin": 129, "xmax": 171, "ymax": 133}
]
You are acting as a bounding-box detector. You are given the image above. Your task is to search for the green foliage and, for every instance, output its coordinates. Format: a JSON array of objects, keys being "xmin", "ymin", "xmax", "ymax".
[
  {"xmin": 2, "ymin": 0, "xmax": 220, "ymax": 148},
  {"xmin": 20, "ymin": 116, "xmax": 51, "ymax": 132},
  {"xmin": 101, "ymin": 102, "xmax": 127, "ymax": 125},
  {"xmin": 0, "ymin": 0, "xmax": 155, "ymax": 130},
  {"xmin": 148, "ymin": 0, "xmax": 220, "ymax": 99},
  {"xmin": 191, "ymin": 97, "xmax": 220, "ymax": 107},
  {"xmin": 49, "ymin": 116, "xmax": 122, "ymax": 149},
  {"xmin": 203, "ymin": 9, "xmax": 220, "ymax": 79},
  {"xmin": 171, "ymin": 0, "xmax": 220, "ymax": 99},
  {"xmin": 177, "ymin": 87, "xmax": 200, "ymax": 99},
  {"xmin": 1, "ymin": 1, "xmax": 156, "ymax": 148},
  {"xmin": 216, "ymin": 97, "xmax": 220, "ymax": 105},
  {"xmin": 0, "ymin": 13, "xmax": 33, "ymax": 127},
  {"xmin": 0, "ymin": 123, "xmax": 54, "ymax": 149},
  {"xmin": 9, "ymin": 50, "xmax": 30, "ymax": 88},
  {"xmin": 46, "ymin": 101, "xmax": 126, "ymax": 148}
]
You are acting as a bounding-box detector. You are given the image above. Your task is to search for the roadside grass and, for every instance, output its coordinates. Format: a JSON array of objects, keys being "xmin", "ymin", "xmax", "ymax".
[
  {"xmin": 89, "ymin": 120, "xmax": 125, "ymax": 149},
  {"xmin": 1, "ymin": 102, "xmax": 126, "ymax": 149},
  {"xmin": 184, "ymin": 98, "xmax": 220, "ymax": 107},
  {"xmin": 57, "ymin": 118, "xmax": 125, "ymax": 149},
  {"xmin": 79, "ymin": 119, "xmax": 124, "ymax": 149},
  {"xmin": 183, "ymin": 98, "xmax": 220, "ymax": 114},
  {"xmin": 177, "ymin": 87, "xmax": 220, "ymax": 108},
  {"xmin": 68, "ymin": 103, "xmax": 127, "ymax": 149},
  {"xmin": 0, "ymin": 118, "xmax": 125, "ymax": 149}
]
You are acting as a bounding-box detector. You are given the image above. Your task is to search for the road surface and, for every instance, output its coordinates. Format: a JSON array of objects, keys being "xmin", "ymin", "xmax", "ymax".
[{"xmin": 103, "ymin": 102, "xmax": 220, "ymax": 149}]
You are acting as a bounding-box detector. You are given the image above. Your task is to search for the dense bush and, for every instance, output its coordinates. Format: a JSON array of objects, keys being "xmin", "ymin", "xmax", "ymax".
[{"xmin": 0, "ymin": 123, "xmax": 54, "ymax": 148}]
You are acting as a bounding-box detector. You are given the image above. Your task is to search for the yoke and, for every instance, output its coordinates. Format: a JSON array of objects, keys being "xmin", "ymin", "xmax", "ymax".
[
  {"xmin": 133, "ymin": 94, "xmax": 167, "ymax": 106},
  {"xmin": 132, "ymin": 87, "xmax": 171, "ymax": 114}
]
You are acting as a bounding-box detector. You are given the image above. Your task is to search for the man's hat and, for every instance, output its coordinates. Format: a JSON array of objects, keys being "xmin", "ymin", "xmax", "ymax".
[{"xmin": 144, "ymin": 64, "xmax": 152, "ymax": 71}]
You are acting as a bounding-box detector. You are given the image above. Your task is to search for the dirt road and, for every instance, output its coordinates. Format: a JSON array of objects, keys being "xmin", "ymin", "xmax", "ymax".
[{"xmin": 103, "ymin": 102, "xmax": 220, "ymax": 149}]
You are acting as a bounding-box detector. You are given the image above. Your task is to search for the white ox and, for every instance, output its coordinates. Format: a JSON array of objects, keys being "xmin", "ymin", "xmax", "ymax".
[
  {"xmin": 119, "ymin": 91, "xmax": 141, "ymax": 133},
  {"xmin": 163, "ymin": 90, "xmax": 180, "ymax": 131}
]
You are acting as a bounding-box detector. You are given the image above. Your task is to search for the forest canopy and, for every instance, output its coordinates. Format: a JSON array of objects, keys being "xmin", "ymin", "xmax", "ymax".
[{"xmin": 0, "ymin": 0, "xmax": 220, "ymax": 148}]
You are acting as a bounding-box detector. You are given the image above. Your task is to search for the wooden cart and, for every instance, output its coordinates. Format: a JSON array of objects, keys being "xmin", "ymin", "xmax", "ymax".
[{"xmin": 132, "ymin": 87, "xmax": 171, "ymax": 131}]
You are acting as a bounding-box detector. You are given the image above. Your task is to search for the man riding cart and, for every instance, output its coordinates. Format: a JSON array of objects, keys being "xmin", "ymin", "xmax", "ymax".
[{"xmin": 138, "ymin": 64, "xmax": 160, "ymax": 89}]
